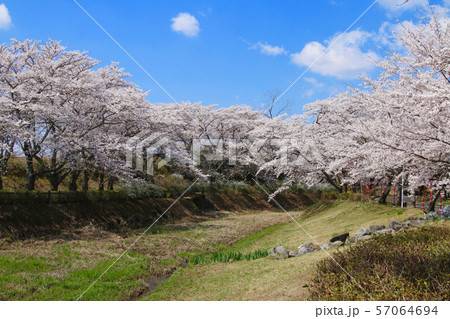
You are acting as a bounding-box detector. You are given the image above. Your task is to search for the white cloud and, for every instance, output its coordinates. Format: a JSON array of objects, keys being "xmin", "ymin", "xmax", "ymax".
[
  {"xmin": 444, "ymin": 0, "xmax": 450, "ymax": 7},
  {"xmin": 377, "ymin": 0, "xmax": 428, "ymax": 13},
  {"xmin": 302, "ymin": 78, "xmax": 325, "ymax": 98},
  {"xmin": 376, "ymin": 21, "xmax": 406, "ymax": 50},
  {"xmin": 171, "ymin": 13, "xmax": 200, "ymax": 37},
  {"xmin": 376, "ymin": 6, "xmax": 450, "ymax": 50},
  {"xmin": 0, "ymin": 3, "xmax": 11, "ymax": 29},
  {"xmin": 303, "ymin": 89, "xmax": 315, "ymax": 97},
  {"xmin": 330, "ymin": 1, "xmax": 344, "ymax": 6},
  {"xmin": 304, "ymin": 77, "xmax": 324, "ymax": 88},
  {"xmin": 251, "ymin": 42, "xmax": 287, "ymax": 56},
  {"xmin": 291, "ymin": 30, "xmax": 379, "ymax": 79}
]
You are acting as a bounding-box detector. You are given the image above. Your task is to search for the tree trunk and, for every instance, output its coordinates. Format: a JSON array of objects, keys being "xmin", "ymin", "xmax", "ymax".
[
  {"xmin": 378, "ymin": 183, "xmax": 391, "ymax": 204},
  {"xmin": 0, "ymin": 158, "xmax": 7, "ymax": 190},
  {"xmin": 82, "ymin": 170, "xmax": 89, "ymax": 191},
  {"xmin": 98, "ymin": 172, "xmax": 104, "ymax": 191},
  {"xmin": 0, "ymin": 147, "xmax": 12, "ymax": 191},
  {"xmin": 396, "ymin": 185, "xmax": 402, "ymax": 206},
  {"xmin": 107, "ymin": 175, "xmax": 114, "ymax": 191},
  {"xmin": 47, "ymin": 170, "xmax": 70, "ymax": 191},
  {"xmin": 322, "ymin": 171, "xmax": 342, "ymax": 193},
  {"xmin": 25, "ymin": 154, "xmax": 36, "ymax": 191},
  {"xmin": 69, "ymin": 170, "xmax": 80, "ymax": 191},
  {"xmin": 428, "ymin": 190, "xmax": 441, "ymax": 212},
  {"xmin": 49, "ymin": 175, "xmax": 59, "ymax": 191}
]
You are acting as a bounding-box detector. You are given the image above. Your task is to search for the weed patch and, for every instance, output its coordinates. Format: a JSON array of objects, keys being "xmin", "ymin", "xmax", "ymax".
[
  {"xmin": 308, "ymin": 224, "xmax": 450, "ymax": 301},
  {"xmin": 189, "ymin": 249, "xmax": 269, "ymax": 265}
]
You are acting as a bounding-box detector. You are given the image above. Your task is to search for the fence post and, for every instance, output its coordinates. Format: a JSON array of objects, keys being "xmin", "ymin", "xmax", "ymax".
[
  {"xmin": 401, "ymin": 175, "xmax": 404, "ymax": 208},
  {"xmin": 360, "ymin": 183, "xmax": 363, "ymax": 202}
]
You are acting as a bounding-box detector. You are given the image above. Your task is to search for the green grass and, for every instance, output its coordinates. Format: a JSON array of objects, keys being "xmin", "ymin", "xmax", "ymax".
[
  {"xmin": 228, "ymin": 201, "xmax": 421, "ymax": 254},
  {"xmin": 1, "ymin": 199, "xmax": 435, "ymax": 301},
  {"xmin": 0, "ymin": 250, "xmax": 153, "ymax": 301},
  {"xmin": 231, "ymin": 223, "xmax": 291, "ymax": 251},
  {"xmin": 0, "ymin": 208, "xmax": 302, "ymax": 300},
  {"xmin": 142, "ymin": 201, "xmax": 425, "ymax": 300},
  {"xmin": 387, "ymin": 209, "xmax": 406, "ymax": 215},
  {"xmin": 189, "ymin": 249, "xmax": 269, "ymax": 265},
  {"xmin": 144, "ymin": 252, "xmax": 329, "ymax": 301}
]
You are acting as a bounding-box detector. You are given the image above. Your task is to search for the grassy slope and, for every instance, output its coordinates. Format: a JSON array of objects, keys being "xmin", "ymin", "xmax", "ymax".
[
  {"xmin": 0, "ymin": 157, "xmax": 101, "ymax": 192},
  {"xmin": 0, "ymin": 210, "xmax": 302, "ymax": 300},
  {"xmin": 143, "ymin": 201, "xmax": 424, "ymax": 300},
  {"xmin": 0, "ymin": 200, "xmax": 436, "ymax": 301}
]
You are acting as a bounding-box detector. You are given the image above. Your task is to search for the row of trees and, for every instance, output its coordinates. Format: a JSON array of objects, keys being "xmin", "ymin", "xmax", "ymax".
[
  {"xmin": 0, "ymin": 10, "xmax": 448, "ymax": 210},
  {"xmin": 0, "ymin": 40, "xmax": 266, "ymax": 191},
  {"xmin": 0, "ymin": 39, "xmax": 152, "ymax": 190},
  {"xmin": 258, "ymin": 10, "xmax": 449, "ymax": 209}
]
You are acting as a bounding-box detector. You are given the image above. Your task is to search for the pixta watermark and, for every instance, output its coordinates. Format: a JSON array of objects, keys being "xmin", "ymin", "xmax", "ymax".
[{"xmin": 125, "ymin": 134, "xmax": 302, "ymax": 175}]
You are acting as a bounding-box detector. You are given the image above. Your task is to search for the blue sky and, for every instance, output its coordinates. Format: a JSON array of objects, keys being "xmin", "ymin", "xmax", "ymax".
[{"xmin": 0, "ymin": 0, "xmax": 448, "ymax": 115}]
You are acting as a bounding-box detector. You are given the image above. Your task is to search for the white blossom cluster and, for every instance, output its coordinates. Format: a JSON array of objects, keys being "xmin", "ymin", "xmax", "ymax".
[{"xmin": 0, "ymin": 11, "xmax": 448, "ymax": 195}]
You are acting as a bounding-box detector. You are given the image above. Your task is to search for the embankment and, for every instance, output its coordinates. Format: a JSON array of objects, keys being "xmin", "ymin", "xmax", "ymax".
[{"xmin": 0, "ymin": 190, "xmax": 318, "ymax": 239}]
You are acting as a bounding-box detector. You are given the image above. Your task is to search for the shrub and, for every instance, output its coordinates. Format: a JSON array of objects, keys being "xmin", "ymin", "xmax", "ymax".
[
  {"xmin": 120, "ymin": 182, "xmax": 165, "ymax": 199},
  {"xmin": 165, "ymin": 183, "xmax": 189, "ymax": 198},
  {"xmin": 308, "ymin": 225, "xmax": 450, "ymax": 301}
]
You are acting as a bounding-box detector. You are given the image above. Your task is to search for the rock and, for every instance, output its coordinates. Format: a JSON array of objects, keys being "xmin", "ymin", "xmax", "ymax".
[
  {"xmin": 369, "ymin": 225, "xmax": 385, "ymax": 232},
  {"xmin": 277, "ymin": 253, "xmax": 289, "ymax": 260},
  {"xmin": 426, "ymin": 211, "xmax": 438, "ymax": 219},
  {"xmin": 330, "ymin": 232, "xmax": 349, "ymax": 243},
  {"xmin": 356, "ymin": 235, "xmax": 372, "ymax": 242},
  {"xmin": 288, "ymin": 250, "xmax": 298, "ymax": 258},
  {"xmin": 386, "ymin": 220, "xmax": 403, "ymax": 230},
  {"xmin": 443, "ymin": 206, "xmax": 450, "ymax": 218},
  {"xmin": 405, "ymin": 219, "xmax": 423, "ymax": 228},
  {"xmin": 297, "ymin": 242, "xmax": 321, "ymax": 256},
  {"xmin": 334, "ymin": 240, "xmax": 344, "ymax": 247},
  {"xmin": 346, "ymin": 236, "xmax": 356, "ymax": 243},
  {"xmin": 321, "ymin": 241, "xmax": 344, "ymax": 250},
  {"xmin": 268, "ymin": 246, "xmax": 289, "ymax": 259},
  {"xmin": 374, "ymin": 228, "xmax": 394, "ymax": 236},
  {"xmin": 356, "ymin": 227, "xmax": 371, "ymax": 239}
]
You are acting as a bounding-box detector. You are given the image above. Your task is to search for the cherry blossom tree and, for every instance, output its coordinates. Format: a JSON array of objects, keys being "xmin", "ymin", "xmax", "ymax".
[{"xmin": 0, "ymin": 39, "xmax": 151, "ymax": 190}]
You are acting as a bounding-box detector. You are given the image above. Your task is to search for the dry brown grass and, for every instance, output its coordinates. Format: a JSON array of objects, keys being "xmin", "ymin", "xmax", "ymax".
[{"xmin": 0, "ymin": 210, "xmax": 302, "ymax": 281}]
